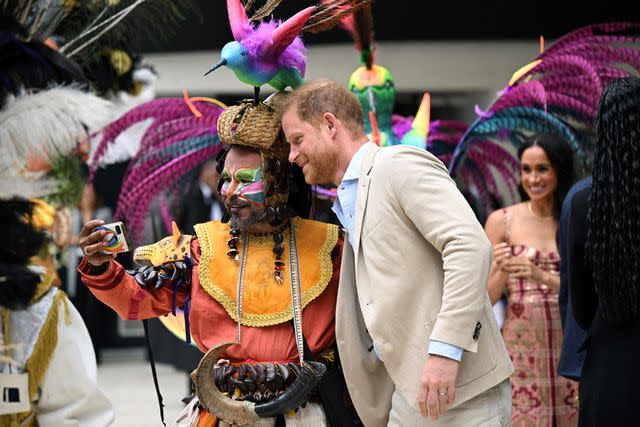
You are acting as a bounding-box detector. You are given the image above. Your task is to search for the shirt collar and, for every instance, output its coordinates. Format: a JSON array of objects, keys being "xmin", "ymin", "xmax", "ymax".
[{"xmin": 341, "ymin": 141, "xmax": 376, "ymax": 182}]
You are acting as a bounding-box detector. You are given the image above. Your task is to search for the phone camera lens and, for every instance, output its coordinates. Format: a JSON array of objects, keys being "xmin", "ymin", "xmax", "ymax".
[{"xmin": 115, "ymin": 225, "xmax": 122, "ymax": 234}]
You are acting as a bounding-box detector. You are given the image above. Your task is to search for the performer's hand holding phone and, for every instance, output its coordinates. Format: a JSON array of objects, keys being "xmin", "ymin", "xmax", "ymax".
[
  {"xmin": 78, "ymin": 219, "xmax": 131, "ymax": 266},
  {"xmin": 94, "ymin": 221, "xmax": 131, "ymax": 254}
]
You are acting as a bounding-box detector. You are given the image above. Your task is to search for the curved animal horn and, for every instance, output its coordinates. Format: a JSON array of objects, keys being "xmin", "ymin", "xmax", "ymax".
[
  {"xmin": 195, "ymin": 342, "xmax": 261, "ymax": 426},
  {"xmin": 254, "ymin": 361, "xmax": 326, "ymax": 418},
  {"xmin": 195, "ymin": 343, "xmax": 326, "ymax": 424}
]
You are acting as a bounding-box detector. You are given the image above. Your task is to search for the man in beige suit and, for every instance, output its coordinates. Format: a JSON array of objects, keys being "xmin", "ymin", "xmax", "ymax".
[{"xmin": 277, "ymin": 80, "xmax": 514, "ymax": 426}]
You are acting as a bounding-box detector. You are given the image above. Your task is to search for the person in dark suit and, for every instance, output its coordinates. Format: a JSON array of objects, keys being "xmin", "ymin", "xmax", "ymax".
[
  {"xmin": 568, "ymin": 77, "xmax": 640, "ymax": 426},
  {"xmin": 177, "ymin": 159, "xmax": 223, "ymax": 234},
  {"xmin": 557, "ymin": 176, "xmax": 591, "ymax": 381}
]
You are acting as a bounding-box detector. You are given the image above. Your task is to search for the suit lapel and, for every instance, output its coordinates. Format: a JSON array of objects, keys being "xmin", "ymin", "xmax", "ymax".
[{"xmin": 353, "ymin": 146, "xmax": 380, "ymax": 259}]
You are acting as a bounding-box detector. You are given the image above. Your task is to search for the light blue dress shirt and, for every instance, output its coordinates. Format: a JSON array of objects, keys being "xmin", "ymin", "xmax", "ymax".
[{"xmin": 332, "ymin": 142, "xmax": 463, "ymax": 362}]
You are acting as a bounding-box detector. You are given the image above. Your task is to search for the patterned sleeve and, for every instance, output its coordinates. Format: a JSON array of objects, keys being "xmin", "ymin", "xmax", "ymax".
[{"xmin": 77, "ymin": 239, "xmax": 200, "ymax": 320}]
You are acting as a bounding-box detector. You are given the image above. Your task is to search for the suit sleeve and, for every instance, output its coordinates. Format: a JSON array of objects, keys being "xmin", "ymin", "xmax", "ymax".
[
  {"xmin": 77, "ymin": 239, "xmax": 198, "ymax": 320},
  {"xmin": 388, "ymin": 147, "xmax": 492, "ymax": 352},
  {"xmin": 567, "ymin": 188, "xmax": 598, "ymax": 330},
  {"xmin": 558, "ymin": 196, "xmax": 571, "ymax": 329}
]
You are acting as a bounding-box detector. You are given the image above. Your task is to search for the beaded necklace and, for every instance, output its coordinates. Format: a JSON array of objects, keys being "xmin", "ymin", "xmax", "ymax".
[{"xmin": 226, "ymin": 220, "xmax": 291, "ymax": 285}]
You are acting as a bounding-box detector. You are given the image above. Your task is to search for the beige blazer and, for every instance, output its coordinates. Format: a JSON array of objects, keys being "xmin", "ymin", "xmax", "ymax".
[{"xmin": 335, "ymin": 145, "xmax": 514, "ymax": 427}]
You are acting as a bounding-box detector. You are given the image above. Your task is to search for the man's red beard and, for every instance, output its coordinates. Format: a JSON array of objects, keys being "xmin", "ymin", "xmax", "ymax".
[{"xmin": 299, "ymin": 148, "xmax": 338, "ymax": 185}]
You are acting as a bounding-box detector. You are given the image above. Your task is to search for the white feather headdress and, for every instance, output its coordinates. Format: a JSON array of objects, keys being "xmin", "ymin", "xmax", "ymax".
[
  {"xmin": 88, "ymin": 67, "xmax": 158, "ymax": 166},
  {"xmin": 0, "ymin": 86, "xmax": 112, "ymax": 199}
]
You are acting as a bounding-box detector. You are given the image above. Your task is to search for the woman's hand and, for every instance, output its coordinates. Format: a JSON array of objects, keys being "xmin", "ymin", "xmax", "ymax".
[
  {"xmin": 503, "ymin": 256, "xmax": 543, "ymax": 281},
  {"xmin": 492, "ymin": 242, "xmax": 511, "ymax": 272}
]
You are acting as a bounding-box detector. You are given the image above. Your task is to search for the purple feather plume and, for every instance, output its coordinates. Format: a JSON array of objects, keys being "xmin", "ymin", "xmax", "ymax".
[
  {"xmin": 451, "ymin": 21, "xmax": 640, "ymax": 216},
  {"xmin": 241, "ymin": 20, "xmax": 307, "ymax": 76},
  {"xmin": 90, "ymin": 97, "xmax": 225, "ymax": 242}
]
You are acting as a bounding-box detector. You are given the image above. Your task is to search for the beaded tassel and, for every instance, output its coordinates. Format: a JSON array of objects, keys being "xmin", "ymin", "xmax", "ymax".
[
  {"xmin": 227, "ymin": 228, "xmax": 239, "ymax": 262},
  {"xmin": 273, "ymin": 231, "xmax": 284, "ymax": 285}
]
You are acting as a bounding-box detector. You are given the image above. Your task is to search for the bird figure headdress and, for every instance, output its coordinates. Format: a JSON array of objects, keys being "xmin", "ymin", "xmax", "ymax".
[
  {"xmin": 332, "ymin": 0, "xmax": 466, "ymax": 163},
  {"xmin": 205, "ymin": 0, "xmax": 371, "ymax": 102},
  {"xmin": 313, "ymin": 2, "xmax": 467, "ymax": 201},
  {"xmin": 337, "ymin": 1, "xmax": 467, "ymax": 158}
]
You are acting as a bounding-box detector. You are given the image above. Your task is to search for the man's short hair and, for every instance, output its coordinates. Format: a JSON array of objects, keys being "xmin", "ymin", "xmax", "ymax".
[{"xmin": 275, "ymin": 80, "xmax": 365, "ymax": 138}]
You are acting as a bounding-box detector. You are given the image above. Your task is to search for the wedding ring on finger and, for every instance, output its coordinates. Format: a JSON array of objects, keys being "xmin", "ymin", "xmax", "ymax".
[{"xmin": 438, "ymin": 390, "xmax": 448, "ymax": 396}]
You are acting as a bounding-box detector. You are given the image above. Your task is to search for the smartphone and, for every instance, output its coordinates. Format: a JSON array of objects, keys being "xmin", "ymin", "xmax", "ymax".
[{"xmin": 94, "ymin": 221, "xmax": 131, "ymax": 254}]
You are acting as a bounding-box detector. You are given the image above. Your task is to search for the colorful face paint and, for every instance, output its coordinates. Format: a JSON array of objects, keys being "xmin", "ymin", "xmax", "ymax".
[{"xmin": 220, "ymin": 166, "xmax": 265, "ymax": 205}]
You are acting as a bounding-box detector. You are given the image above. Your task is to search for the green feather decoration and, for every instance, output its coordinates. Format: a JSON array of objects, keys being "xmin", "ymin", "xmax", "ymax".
[{"xmin": 45, "ymin": 153, "xmax": 85, "ymax": 208}]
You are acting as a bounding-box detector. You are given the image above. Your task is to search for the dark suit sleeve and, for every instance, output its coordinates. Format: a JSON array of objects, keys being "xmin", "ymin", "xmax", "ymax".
[
  {"xmin": 567, "ymin": 187, "xmax": 598, "ymax": 330},
  {"xmin": 558, "ymin": 198, "xmax": 571, "ymax": 329},
  {"xmin": 178, "ymin": 183, "xmax": 209, "ymax": 235}
]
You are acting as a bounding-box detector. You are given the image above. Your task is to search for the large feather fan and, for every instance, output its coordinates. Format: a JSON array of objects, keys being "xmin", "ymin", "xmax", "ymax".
[
  {"xmin": 91, "ymin": 96, "xmax": 225, "ymax": 242},
  {"xmin": 0, "ymin": 0, "xmax": 72, "ymax": 42},
  {"xmin": 449, "ymin": 22, "xmax": 640, "ymax": 217},
  {"xmin": 57, "ymin": 0, "xmax": 196, "ymax": 60}
]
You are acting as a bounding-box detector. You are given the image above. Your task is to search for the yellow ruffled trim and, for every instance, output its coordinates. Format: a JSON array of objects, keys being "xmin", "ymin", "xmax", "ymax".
[
  {"xmin": 27, "ymin": 290, "xmax": 69, "ymax": 404},
  {"xmin": 30, "ymin": 269, "xmax": 56, "ymax": 304},
  {"xmin": 195, "ymin": 218, "xmax": 339, "ymax": 327}
]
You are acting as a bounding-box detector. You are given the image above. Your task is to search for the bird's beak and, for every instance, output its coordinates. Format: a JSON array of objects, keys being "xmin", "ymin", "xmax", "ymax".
[
  {"xmin": 204, "ymin": 58, "xmax": 227, "ymax": 76},
  {"xmin": 367, "ymin": 87, "xmax": 377, "ymax": 113}
]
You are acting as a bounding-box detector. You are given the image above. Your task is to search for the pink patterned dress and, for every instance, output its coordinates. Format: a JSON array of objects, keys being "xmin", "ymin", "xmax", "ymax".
[{"xmin": 502, "ymin": 214, "xmax": 579, "ymax": 426}]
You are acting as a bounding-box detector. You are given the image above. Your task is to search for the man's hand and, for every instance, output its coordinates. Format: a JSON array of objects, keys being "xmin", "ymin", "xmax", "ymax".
[
  {"xmin": 79, "ymin": 219, "xmax": 116, "ymax": 266},
  {"xmin": 417, "ymin": 355, "xmax": 459, "ymax": 420}
]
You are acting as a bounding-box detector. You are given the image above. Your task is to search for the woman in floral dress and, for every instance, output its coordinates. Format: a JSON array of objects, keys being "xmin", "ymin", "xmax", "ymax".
[{"xmin": 484, "ymin": 133, "xmax": 579, "ymax": 426}]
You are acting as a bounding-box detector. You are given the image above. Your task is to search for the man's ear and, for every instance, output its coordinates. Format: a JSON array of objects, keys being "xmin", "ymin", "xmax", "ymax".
[{"xmin": 323, "ymin": 112, "xmax": 338, "ymax": 137}]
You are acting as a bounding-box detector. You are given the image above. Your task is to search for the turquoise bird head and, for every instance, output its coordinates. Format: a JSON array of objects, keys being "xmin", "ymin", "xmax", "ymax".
[
  {"xmin": 205, "ymin": 0, "xmax": 312, "ymax": 91},
  {"xmin": 349, "ymin": 64, "xmax": 398, "ymax": 145},
  {"xmin": 206, "ymin": 40, "xmax": 279, "ymax": 88}
]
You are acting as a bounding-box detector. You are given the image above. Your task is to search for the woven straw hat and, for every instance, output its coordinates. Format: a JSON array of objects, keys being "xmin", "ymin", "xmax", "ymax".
[{"xmin": 216, "ymin": 94, "xmax": 292, "ymax": 218}]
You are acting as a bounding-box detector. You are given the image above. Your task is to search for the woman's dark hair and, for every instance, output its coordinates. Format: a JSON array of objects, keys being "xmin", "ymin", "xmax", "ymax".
[
  {"xmin": 517, "ymin": 133, "xmax": 576, "ymax": 219},
  {"xmin": 586, "ymin": 77, "xmax": 640, "ymax": 323},
  {"xmin": 288, "ymin": 163, "xmax": 312, "ymax": 219}
]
